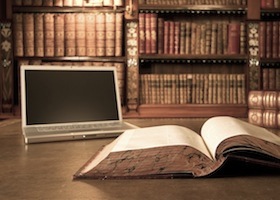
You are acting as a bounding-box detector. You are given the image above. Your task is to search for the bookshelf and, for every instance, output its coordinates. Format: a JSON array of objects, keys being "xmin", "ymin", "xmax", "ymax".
[
  {"xmin": 1, "ymin": 0, "xmax": 279, "ymax": 119},
  {"xmin": 125, "ymin": 0, "xmax": 249, "ymax": 118}
]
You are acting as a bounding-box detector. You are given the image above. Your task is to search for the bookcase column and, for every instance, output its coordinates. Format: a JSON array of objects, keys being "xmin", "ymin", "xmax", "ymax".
[
  {"xmin": 248, "ymin": 22, "xmax": 261, "ymax": 90},
  {"xmin": 125, "ymin": 19, "xmax": 139, "ymax": 113}
]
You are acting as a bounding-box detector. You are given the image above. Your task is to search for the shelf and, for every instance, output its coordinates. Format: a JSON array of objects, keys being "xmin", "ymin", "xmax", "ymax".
[
  {"xmin": 260, "ymin": 59, "xmax": 280, "ymax": 68},
  {"xmin": 131, "ymin": 104, "xmax": 248, "ymax": 118},
  {"xmin": 139, "ymin": 54, "xmax": 247, "ymax": 64},
  {"xmin": 14, "ymin": 56, "xmax": 126, "ymax": 63},
  {"xmin": 139, "ymin": 5, "xmax": 247, "ymax": 15},
  {"xmin": 12, "ymin": 6, "xmax": 125, "ymax": 13}
]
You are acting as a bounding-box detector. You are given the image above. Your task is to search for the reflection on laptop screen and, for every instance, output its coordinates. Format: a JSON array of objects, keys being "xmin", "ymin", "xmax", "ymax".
[{"xmin": 24, "ymin": 69, "xmax": 119, "ymax": 125}]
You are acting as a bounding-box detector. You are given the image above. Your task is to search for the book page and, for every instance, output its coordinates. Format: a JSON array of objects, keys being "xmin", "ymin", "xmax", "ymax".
[
  {"xmin": 201, "ymin": 116, "xmax": 280, "ymax": 159},
  {"xmin": 112, "ymin": 125, "xmax": 212, "ymax": 159}
]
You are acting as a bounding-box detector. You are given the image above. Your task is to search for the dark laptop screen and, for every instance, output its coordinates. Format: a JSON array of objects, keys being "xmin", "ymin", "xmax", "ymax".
[{"xmin": 24, "ymin": 69, "xmax": 119, "ymax": 125}]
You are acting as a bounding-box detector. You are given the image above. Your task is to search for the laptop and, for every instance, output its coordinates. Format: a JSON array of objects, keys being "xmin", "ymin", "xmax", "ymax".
[{"xmin": 20, "ymin": 65, "xmax": 138, "ymax": 144}]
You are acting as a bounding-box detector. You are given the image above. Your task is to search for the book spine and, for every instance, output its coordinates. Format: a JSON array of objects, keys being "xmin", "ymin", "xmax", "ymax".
[
  {"xmin": 43, "ymin": 0, "xmax": 53, "ymax": 6},
  {"xmin": 157, "ymin": 18, "xmax": 164, "ymax": 54},
  {"xmin": 33, "ymin": 0, "xmax": 43, "ymax": 6},
  {"xmin": 23, "ymin": 13, "xmax": 35, "ymax": 57},
  {"xmin": 54, "ymin": 14, "xmax": 65, "ymax": 56},
  {"xmin": 34, "ymin": 14, "xmax": 44, "ymax": 57},
  {"xmin": 272, "ymin": 21, "xmax": 279, "ymax": 58},
  {"xmin": 227, "ymin": 22, "xmax": 240, "ymax": 55},
  {"xmin": 75, "ymin": 13, "xmax": 86, "ymax": 56},
  {"xmin": 164, "ymin": 21, "xmax": 169, "ymax": 54},
  {"xmin": 63, "ymin": 0, "xmax": 73, "ymax": 6},
  {"xmin": 73, "ymin": 0, "xmax": 84, "ymax": 6},
  {"xmin": 265, "ymin": 21, "xmax": 272, "ymax": 58},
  {"xmin": 64, "ymin": 14, "xmax": 76, "ymax": 56},
  {"xmin": 150, "ymin": 13, "xmax": 158, "ymax": 54},
  {"xmin": 139, "ymin": 13, "xmax": 145, "ymax": 54},
  {"xmin": 44, "ymin": 13, "xmax": 55, "ymax": 57},
  {"xmin": 105, "ymin": 13, "xmax": 116, "ymax": 56},
  {"xmin": 115, "ymin": 12, "xmax": 123, "ymax": 57},
  {"xmin": 85, "ymin": 13, "xmax": 96, "ymax": 56},
  {"xmin": 54, "ymin": 0, "xmax": 63, "ymax": 7},
  {"xmin": 259, "ymin": 21, "xmax": 266, "ymax": 59},
  {"xmin": 96, "ymin": 13, "xmax": 106, "ymax": 56},
  {"xmin": 13, "ymin": 14, "xmax": 24, "ymax": 57},
  {"xmin": 145, "ymin": 13, "xmax": 151, "ymax": 54}
]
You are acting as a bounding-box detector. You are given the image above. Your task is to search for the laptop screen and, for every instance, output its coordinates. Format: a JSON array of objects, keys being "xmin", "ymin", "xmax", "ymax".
[{"xmin": 21, "ymin": 66, "xmax": 121, "ymax": 126}]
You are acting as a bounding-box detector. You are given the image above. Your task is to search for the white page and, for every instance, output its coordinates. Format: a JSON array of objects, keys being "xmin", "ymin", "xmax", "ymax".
[
  {"xmin": 201, "ymin": 116, "xmax": 280, "ymax": 159},
  {"xmin": 112, "ymin": 125, "xmax": 212, "ymax": 159}
]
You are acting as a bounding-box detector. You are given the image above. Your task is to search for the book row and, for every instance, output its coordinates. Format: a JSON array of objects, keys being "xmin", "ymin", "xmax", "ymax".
[
  {"xmin": 248, "ymin": 90, "xmax": 280, "ymax": 110},
  {"xmin": 262, "ymin": 68, "xmax": 280, "ymax": 90},
  {"xmin": 18, "ymin": 60, "xmax": 126, "ymax": 104},
  {"xmin": 13, "ymin": 0, "xmax": 124, "ymax": 7},
  {"xmin": 259, "ymin": 21, "xmax": 280, "ymax": 59},
  {"xmin": 139, "ymin": 13, "xmax": 246, "ymax": 55},
  {"xmin": 140, "ymin": 73, "xmax": 246, "ymax": 105},
  {"xmin": 139, "ymin": 0, "xmax": 247, "ymax": 5},
  {"xmin": 13, "ymin": 12, "xmax": 123, "ymax": 57},
  {"xmin": 248, "ymin": 109, "xmax": 280, "ymax": 129},
  {"xmin": 261, "ymin": 0, "xmax": 280, "ymax": 8}
]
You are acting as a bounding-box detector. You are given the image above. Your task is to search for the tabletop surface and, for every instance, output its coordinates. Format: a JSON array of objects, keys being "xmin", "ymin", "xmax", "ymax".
[{"xmin": 0, "ymin": 118, "xmax": 279, "ymax": 200}]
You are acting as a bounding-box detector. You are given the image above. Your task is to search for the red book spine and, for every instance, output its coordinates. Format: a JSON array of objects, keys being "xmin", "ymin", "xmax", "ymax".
[
  {"xmin": 150, "ymin": 13, "xmax": 157, "ymax": 54},
  {"xmin": 266, "ymin": 21, "xmax": 272, "ymax": 58},
  {"xmin": 272, "ymin": 21, "xmax": 279, "ymax": 58},
  {"xmin": 157, "ymin": 18, "xmax": 164, "ymax": 54},
  {"xmin": 259, "ymin": 21, "xmax": 266, "ymax": 59},
  {"xmin": 227, "ymin": 23, "xmax": 240, "ymax": 55},
  {"xmin": 261, "ymin": 0, "xmax": 274, "ymax": 8}
]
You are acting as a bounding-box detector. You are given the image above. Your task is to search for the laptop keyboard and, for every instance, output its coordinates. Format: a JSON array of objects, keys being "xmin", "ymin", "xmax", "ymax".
[{"xmin": 36, "ymin": 122, "xmax": 121, "ymax": 133}]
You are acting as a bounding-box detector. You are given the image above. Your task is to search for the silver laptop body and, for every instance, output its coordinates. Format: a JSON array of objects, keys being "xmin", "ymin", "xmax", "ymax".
[{"xmin": 20, "ymin": 65, "xmax": 138, "ymax": 144}]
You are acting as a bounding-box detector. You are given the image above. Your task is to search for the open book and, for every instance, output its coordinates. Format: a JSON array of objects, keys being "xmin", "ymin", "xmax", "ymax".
[{"xmin": 74, "ymin": 116, "xmax": 280, "ymax": 179}]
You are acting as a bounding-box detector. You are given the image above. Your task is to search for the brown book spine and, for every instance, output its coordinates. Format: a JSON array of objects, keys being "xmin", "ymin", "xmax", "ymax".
[
  {"xmin": 13, "ymin": 13, "xmax": 24, "ymax": 57},
  {"xmin": 115, "ymin": 13, "xmax": 123, "ymax": 57},
  {"xmin": 34, "ymin": 14, "xmax": 44, "ymax": 57},
  {"xmin": 150, "ymin": 13, "xmax": 158, "ymax": 54},
  {"xmin": 195, "ymin": 24, "xmax": 201, "ymax": 55},
  {"xmin": 248, "ymin": 109, "xmax": 263, "ymax": 127},
  {"xmin": 205, "ymin": 22, "xmax": 211, "ymax": 54},
  {"xmin": 272, "ymin": 21, "xmax": 279, "ymax": 58},
  {"xmin": 248, "ymin": 90, "xmax": 264, "ymax": 109},
  {"xmin": 263, "ymin": 109, "xmax": 277, "ymax": 128},
  {"xmin": 268, "ymin": 68, "xmax": 276, "ymax": 90},
  {"xmin": 23, "ymin": 0, "xmax": 32, "ymax": 5},
  {"xmin": 174, "ymin": 21, "xmax": 180, "ymax": 55},
  {"xmin": 157, "ymin": 18, "xmax": 164, "ymax": 54},
  {"xmin": 64, "ymin": 14, "xmax": 76, "ymax": 56},
  {"xmin": 262, "ymin": 68, "xmax": 269, "ymax": 90},
  {"xmin": 185, "ymin": 22, "xmax": 191, "ymax": 54},
  {"xmin": 145, "ymin": 14, "xmax": 151, "ymax": 54},
  {"xmin": 85, "ymin": 13, "xmax": 96, "ymax": 56},
  {"xmin": 164, "ymin": 21, "xmax": 169, "ymax": 54},
  {"xmin": 54, "ymin": 14, "xmax": 65, "ymax": 56},
  {"xmin": 139, "ymin": 13, "xmax": 145, "ymax": 54},
  {"xmin": 217, "ymin": 23, "xmax": 223, "ymax": 55},
  {"xmin": 210, "ymin": 23, "xmax": 217, "ymax": 54},
  {"xmin": 23, "ymin": 14, "xmax": 35, "ymax": 57},
  {"xmin": 239, "ymin": 22, "xmax": 246, "ymax": 55},
  {"xmin": 227, "ymin": 23, "xmax": 240, "ymax": 55},
  {"xmin": 276, "ymin": 69, "xmax": 280, "ymax": 90},
  {"xmin": 44, "ymin": 13, "xmax": 55, "ymax": 57},
  {"xmin": 259, "ymin": 21, "xmax": 266, "ymax": 59},
  {"xmin": 63, "ymin": 0, "xmax": 73, "ymax": 6},
  {"xmin": 75, "ymin": 13, "xmax": 86, "ymax": 56},
  {"xmin": 266, "ymin": 21, "xmax": 272, "ymax": 58},
  {"xmin": 96, "ymin": 13, "xmax": 106, "ymax": 56},
  {"xmin": 105, "ymin": 13, "xmax": 116, "ymax": 56},
  {"xmin": 179, "ymin": 22, "xmax": 186, "ymax": 55},
  {"xmin": 13, "ymin": 0, "xmax": 22, "ymax": 6},
  {"xmin": 33, "ymin": 0, "xmax": 43, "ymax": 6},
  {"xmin": 43, "ymin": 0, "xmax": 53, "ymax": 6},
  {"xmin": 54, "ymin": 0, "xmax": 63, "ymax": 7},
  {"xmin": 263, "ymin": 91, "xmax": 278, "ymax": 109}
]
